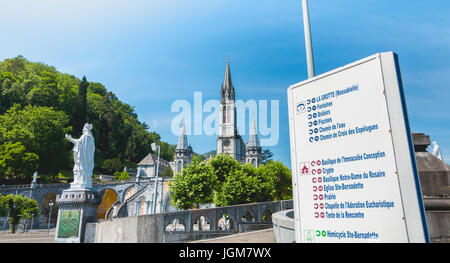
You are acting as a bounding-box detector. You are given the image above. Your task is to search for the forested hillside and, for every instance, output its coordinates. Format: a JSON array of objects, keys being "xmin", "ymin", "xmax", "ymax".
[{"xmin": 0, "ymin": 56, "xmax": 175, "ymax": 183}]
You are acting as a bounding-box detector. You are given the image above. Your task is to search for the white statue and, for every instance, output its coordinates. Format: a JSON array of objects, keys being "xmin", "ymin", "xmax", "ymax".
[
  {"xmin": 65, "ymin": 123, "xmax": 95, "ymax": 189},
  {"xmin": 32, "ymin": 171, "xmax": 38, "ymax": 183},
  {"xmin": 432, "ymin": 141, "xmax": 443, "ymax": 161}
]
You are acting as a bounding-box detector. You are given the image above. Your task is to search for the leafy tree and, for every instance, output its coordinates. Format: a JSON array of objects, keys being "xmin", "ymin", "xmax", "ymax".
[
  {"xmin": 25, "ymin": 70, "xmax": 59, "ymax": 108},
  {"xmin": 0, "ymin": 104, "xmax": 71, "ymax": 178},
  {"xmin": 0, "ymin": 56, "xmax": 175, "ymax": 183},
  {"xmin": 101, "ymin": 158, "xmax": 123, "ymax": 174},
  {"xmin": 0, "ymin": 142, "xmax": 39, "ymax": 180},
  {"xmin": 261, "ymin": 149, "xmax": 274, "ymax": 164},
  {"xmin": 19, "ymin": 196, "xmax": 39, "ymax": 232},
  {"xmin": 256, "ymin": 160, "xmax": 292, "ymax": 201},
  {"xmin": 158, "ymin": 140, "xmax": 176, "ymax": 162},
  {"xmin": 169, "ymin": 157, "xmax": 216, "ymax": 210},
  {"xmin": 0, "ymin": 194, "xmax": 39, "ymax": 233},
  {"xmin": 169, "ymin": 154, "xmax": 293, "ymax": 209},
  {"xmin": 214, "ymin": 164, "xmax": 262, "ymax": 206},
  {"xmin": 113, "ymin": 170, "xmax": 130, "ymax": 181},
  {"xmin": 161, "ymin": 166, "xmax": 173, "ymax": 178},
  {"xmin": 74, "ymin": 76, "xmax": 88, "ymax": 137},
  {"xmin": 209, "ymin": 154, "xmax": 241, "ymax": 183}
]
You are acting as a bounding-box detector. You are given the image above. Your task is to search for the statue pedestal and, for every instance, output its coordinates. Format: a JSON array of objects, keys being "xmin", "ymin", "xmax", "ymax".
[
  {"xmin": 54, "ymin": 188, "xmax": 98, "ymax": 243},
  {"xmin": 70, "ymin": 182, "xmax": 92, "ymax": 190}
]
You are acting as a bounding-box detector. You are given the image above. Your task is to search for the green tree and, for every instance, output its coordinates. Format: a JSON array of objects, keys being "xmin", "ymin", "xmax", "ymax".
[
  {"xmin": 101, "ymin": 158, "xmax": 123, "ymax": 174},
  {"xmin": 256, "ymin": 160, "xmax": 292, "ymax": 201},
  {"xmin": 113, "ymin": 170, "xmax": 130, "ymax": 181},
  {"xmin": 261, "ymin": 149, "xmax": 274, "ymax": 164},
  {"xmin": 19, "ymin": 196, "xmax": 39, "ymax": 232},
  {"xmin": 169, "ymin": 157, "xmax": 216, "ymax": 210},
  {"xmin": 0, "ymin": 104, "xmax": 71, "ymax": 178},
  {"xmin": 209, "ymin": 154, "xmax": 241, "ymax": 183},
  {"xmin": 74, "ymin": 76, "xmax": 88, "ymax": 137},
  {"xmin": 25, "ymin": 70, "xmax": 60, "ymax": 108},
  {"xmin": 214, "ymin": 164, "xmax": 262, "ymax": 206},
  {"xmin": 0, "ymin": 142, "xmax": 39, "ymax": 180},
  {"xmin": 161, "ymin": 166, "xmax": 173, "ymax": 178},
  {"xmin": 0, "ymin": 56, "xmax": 176, "ymax": 181},
  {"xmin": 0, "ymin": 194, "xmax": 39, "ymax": 233}
]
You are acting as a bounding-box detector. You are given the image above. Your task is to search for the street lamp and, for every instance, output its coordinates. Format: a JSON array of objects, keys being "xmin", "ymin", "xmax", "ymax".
[
  {"xmin": 30, "ymin": 212, "xmax": 35, "ymax": 234},
  {"xmin": 151, "ymin": 142, "xmax": 161, "ymax": 214},
  {"xmin": 47, "ymin": 201, "xmax": 54, "ymax": 234},
  {"xmin": 11, "ymin": 203, "xmax": 15, "ymax": 233}
]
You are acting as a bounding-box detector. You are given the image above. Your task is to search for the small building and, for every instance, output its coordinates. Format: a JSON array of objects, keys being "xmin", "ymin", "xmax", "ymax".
[{"xmin": 136, "ymin": 153, "xmax": 172, "ymax": 179}]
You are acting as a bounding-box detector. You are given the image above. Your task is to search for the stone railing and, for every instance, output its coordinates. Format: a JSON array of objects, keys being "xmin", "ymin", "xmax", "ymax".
[
  {"xmin": 87, "ymin": 199, "xmax": 293, "ymax": 243},
  {"xmin": 0, "ymin": 179, "xmax": 141, "ymax": 191},
  {"xmin": 115, "ymin": 182, "xmax": 151, "ymax": 218}
]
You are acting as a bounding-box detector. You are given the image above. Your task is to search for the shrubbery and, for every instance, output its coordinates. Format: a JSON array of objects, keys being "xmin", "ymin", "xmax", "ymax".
[{"xmin": 169, "ymin": 154, "xmax": 292, "ymax": 210}]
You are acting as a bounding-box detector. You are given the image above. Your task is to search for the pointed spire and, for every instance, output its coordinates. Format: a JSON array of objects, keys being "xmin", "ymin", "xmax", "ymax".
[
  {"xmin": 247, "ymin": 116, "xmax": 260, "ymax": 147},
  {"xmin": 221, "ymin": 57, "xmax": 235, "ymax": 102},
  {"xmin": 176, "ymin": 120, "xmax": 189, "ymax": 150},
  {"xmin": 224, "ymin": 57, "xmax": 232, "ymax": 88},
  {"xmin": 250, "ymin": 117, "xmax": 257, "ymax": 136}
]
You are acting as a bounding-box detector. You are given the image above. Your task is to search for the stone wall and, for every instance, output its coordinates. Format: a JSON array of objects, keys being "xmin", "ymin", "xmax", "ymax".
[{"xmin": 414, "ymin": 133, "xmax": 450, "ymax": 240}]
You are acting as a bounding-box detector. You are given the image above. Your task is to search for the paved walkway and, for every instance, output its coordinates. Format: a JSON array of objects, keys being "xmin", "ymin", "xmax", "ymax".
[
  {"xmin": 0, "ymin": 229, "xmax": 55, "ymax": 243},
  {"xmin": 191, "ymin": 228, "xmax": 276, "ymax": 243}
]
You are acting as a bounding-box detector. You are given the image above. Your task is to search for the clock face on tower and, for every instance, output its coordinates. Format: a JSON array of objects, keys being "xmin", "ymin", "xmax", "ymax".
[{"xmin": 223, "ymin": 139, "xmax": 231, "ymax": 146}]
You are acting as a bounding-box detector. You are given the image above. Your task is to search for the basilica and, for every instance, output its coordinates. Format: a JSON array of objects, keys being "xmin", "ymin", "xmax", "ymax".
[{"xmin": 169, "ymin": 58, "xmax": 262, "ymax": 175}]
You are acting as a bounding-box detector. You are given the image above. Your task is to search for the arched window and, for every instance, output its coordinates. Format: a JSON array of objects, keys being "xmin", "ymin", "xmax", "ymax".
[
  {"xmin": 177, "ymin": 160, "xmax": 182, "ymax": 173},
  {"xmin": 223, "ymin": 105, "xmax": 227, "ymax": 123},
  {"xmin": 97, "ymin": 189, "xmax": 118, "ymax": 219}
]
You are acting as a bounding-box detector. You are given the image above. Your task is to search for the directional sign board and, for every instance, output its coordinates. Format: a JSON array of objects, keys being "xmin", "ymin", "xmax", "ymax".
[{"xmin": 287, "ymin": 52, "xmax": 429, "ymax": 243}]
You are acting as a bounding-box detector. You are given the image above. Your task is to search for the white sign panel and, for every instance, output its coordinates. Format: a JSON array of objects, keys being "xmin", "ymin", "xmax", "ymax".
[{"xmin": 287, "ymin": 52, "xmax": 429, "ymax": 243}]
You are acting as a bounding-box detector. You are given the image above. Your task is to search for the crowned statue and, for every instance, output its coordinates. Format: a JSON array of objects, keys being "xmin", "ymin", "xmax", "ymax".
[{"xmin": 65, "ymin": 123, "xmax": 95, "ymax": 189}]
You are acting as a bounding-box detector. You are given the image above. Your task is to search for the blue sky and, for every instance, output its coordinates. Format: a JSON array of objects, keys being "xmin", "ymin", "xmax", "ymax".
[{"xmin": 1, "ymin": 0, "xmax": 449, "ymax": 166}]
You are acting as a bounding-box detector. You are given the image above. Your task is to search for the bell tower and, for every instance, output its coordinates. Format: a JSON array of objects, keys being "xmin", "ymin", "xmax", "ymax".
[
  {"xmin": 246, "ymin": 117, "xmax": 262, "ymax": 167},
  {"xmin": 174, "ymin": 120, "xmax": 193, "ymax": 174},
  {"xmin": 217, "ymin": 58, "xmax": 245, "ymax": 162}
]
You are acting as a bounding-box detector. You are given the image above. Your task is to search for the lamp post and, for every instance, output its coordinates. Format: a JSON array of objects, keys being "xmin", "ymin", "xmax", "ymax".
[
  {"xmin": 10, "ymin": 203, "xmax": 16, "ymax": 233},
  {"xmin": 30, "ymin": 212, "xmax": 35, "ymax": 233},
  {"xmin": 47, "ymin": 201, "xmax": 54, "ymax": 234},
  {"xmin": 151, "ymin": 142, "xmax": 161, "ymax": 214}
]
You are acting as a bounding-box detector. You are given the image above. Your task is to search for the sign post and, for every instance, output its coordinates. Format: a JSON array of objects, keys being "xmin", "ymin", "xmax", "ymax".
[
  {"xmin": 301, "ymin": 0, "xmax": 315, "ymax": 78},
  {"xmin": 287, "ymin": 52, "xmax": 429, "ymax": 243}
]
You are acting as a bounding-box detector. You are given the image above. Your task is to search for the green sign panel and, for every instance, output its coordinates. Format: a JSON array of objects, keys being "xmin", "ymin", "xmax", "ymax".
[{"xmin": 57, "ymin": 210, "xmax": 81, "ymax": 238}]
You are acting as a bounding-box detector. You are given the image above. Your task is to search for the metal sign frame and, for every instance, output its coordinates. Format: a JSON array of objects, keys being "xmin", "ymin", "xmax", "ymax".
[{"xmin": 287, "ymin": 52, "xmax": 429, "ymax": 243}]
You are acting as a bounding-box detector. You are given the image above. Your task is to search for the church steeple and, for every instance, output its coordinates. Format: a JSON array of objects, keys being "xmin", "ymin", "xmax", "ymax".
[
  {"xmin": 221, "ymin": 57, "xmax": 235, "ymax": 102},
  {"xmin": 246, "ymin": 117, "xmax": 262, "ymax": 168},
  {"xmin": 174, "ymin": 120, "xmax": 193, "ymax": 174},
  {"xmin": 176, "ymin": 120, "xmax": 188, "ymax": 150},
  {"xmin": 217, "ymin": 57, "xmax": 245, "ymax": 162},
  {"xmin": 247, "ymin": 117, "xmax": 260, "ymax": 148}
]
